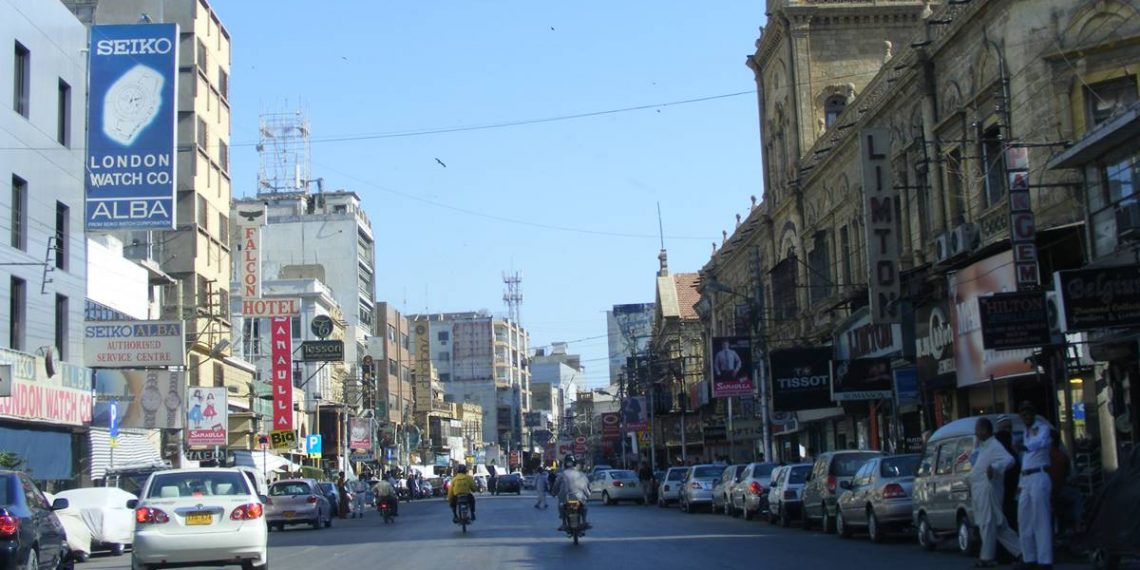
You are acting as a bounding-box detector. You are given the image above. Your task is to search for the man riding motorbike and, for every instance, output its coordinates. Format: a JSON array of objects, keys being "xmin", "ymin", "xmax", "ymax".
[
  {"xmin": 448, "ymin": 464, "xmax": 477, "ymax": 523},
  {"xmin": 553, "ymin": 456, "xmax": 591, "ymax": 531},
  {"xmin": 372, "ymin": 472, "xmax": 399, "ymax": 517}
]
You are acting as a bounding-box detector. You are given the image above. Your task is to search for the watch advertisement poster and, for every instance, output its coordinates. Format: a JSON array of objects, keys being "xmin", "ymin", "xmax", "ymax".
[
  {"xmin": 93, "ymin": 369, "xmax": 184, "ymax": 429},
  {"xmin": 186, "ymin": 387, "xmax": 228, "ymax": 447},
  {"xmin": 85, "ymin": 23, "xmax": 179, "ymax": 230}
]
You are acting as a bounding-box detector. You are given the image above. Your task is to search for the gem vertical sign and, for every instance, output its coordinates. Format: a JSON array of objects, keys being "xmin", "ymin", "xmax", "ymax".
[
  {"xmin": 860, "ymin": 128, "xmax": 900, "ymax": 323},
  {"xmin": 270, "ymin": 317, "xmax": 292, "ymax": 430},
  {"xmin": 1006, "ymin": 147, "xmax": 1039, "ymax": 287}
]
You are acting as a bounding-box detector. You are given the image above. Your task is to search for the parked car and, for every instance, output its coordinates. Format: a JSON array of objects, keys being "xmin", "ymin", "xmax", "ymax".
[
  {"xmin": 657, "ymin": 467, "xmax": 687, "ymax": 507},
  {"xmin": 494, "ymin": 474, "xmax": 522, "ymax": 495},
  {"xmin": 835, "ymin": 454, "xmax": 921, "ymax": 542},
  {"xmin": 265, "ymin": 479, "xmax": 333, "ymax": 531},
  {"xmin": 589, "ymin": 470, "xmax": 642, "ymax": 505},
  {"xmin": 0, "ymin": 472, "xmax": 71, "ymax": 570},
  {"xmin": 130, "ymin": 468, "xmax": 268, "ymax": 570},
  {"xmin": 55, "ymin": 486, "xmax": 137, "ymax": 555},
  {"xmin": 589, "ymin": 465, "xmax": 614, "ymax": 477},
  {"xmin": 801, "ymin": 450, "xmax": 883, "ymax": 533},
  {"xmin": 712, "ymin": 465, "xmax": 747, "ymax": 516},
  {"xmin": 523, "ymin": 474, "xmax": 537, "ymax": 491},
  {"xmin": 316, "ymin": 482, "xmax": 341, "ymax": 511},
  {"xmin": 679, "ymin": 464, "xmax": 727, "ymax": 513},
  {"xmin": 44, "ymin": 492, "xmax": 92, "ymax": 562},
  {"xmin": 729, "ymin": 462, "xmax": 779, "ymax": 520},
  {"xmin": 912, "ymin": 414, "xmax": 1047, "ymax": 555},
  {"xmin": 766, "ymin": 463, "xmax": 812, "ymax": 527}
]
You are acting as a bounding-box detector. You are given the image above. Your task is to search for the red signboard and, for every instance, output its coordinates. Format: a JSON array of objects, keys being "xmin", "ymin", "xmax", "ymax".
[
  {"xmin": 601, "ymin": 412, "xmax": 621, "ymax": 438},
  {"xmin": 270, "ymin": 317, "xmax": 292, "ymax": 430}
]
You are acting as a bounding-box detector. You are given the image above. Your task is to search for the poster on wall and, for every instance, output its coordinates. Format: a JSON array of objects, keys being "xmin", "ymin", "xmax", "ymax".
[
  {"xmin": 93, "ymin": 368, "xmax": 183, "ymax": 429},
  {"xmin": 948, "ymin": 251, "xmax": 1035, "ymax": 387},
  {"xmin": 711, "ymin": 336, "xmax": 755, "ymax": 398},
  {"xmin": 622, "ymin": 397, "xmax": 648, "ymax": 431},
  {"xmin": 186, "ymin": 387, "xmax": 227, "ymax": 447},
  {"xmin": 348, "ymin": 418, "xmax": 372, "ymax": 451}
]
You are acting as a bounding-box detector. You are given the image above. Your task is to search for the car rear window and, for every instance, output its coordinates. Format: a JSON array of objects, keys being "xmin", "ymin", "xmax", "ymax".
[
  {"xmin": 694, "ymin": 466, "xmax": 726, "ymax": 478},
  {"xmin": 147, "ymin": 472, "xmax": 250, "ymax": 499},
  {"xmin": 609, "ymin": 470, "xmax": 636, "ymax": 479},
  {"xmin": 830, "ymin": 453, "xmax": 880, "ymax": 476},
  {"xmin": 270, "ymin": 482, "xmax": 310, "ymax": 496},
  {"xmin": 666, "ymin": 470, "xmax": 686, "ymax": 481},
  {"xmin": 788, "ymin": 465, "xmax": 811, "ymax": 483},
  {"xmin": 880, "ymin": 455, "xmax": 921, "ymax": 478},
  {"xmin": 751, "ymin": 463, "xmax": 776, "ymax": 477}
]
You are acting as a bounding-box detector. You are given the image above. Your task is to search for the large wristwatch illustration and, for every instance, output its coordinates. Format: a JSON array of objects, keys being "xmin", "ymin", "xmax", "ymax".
[
  {"xmin": 140, "ymin": 372, "xmax": 162, "ymax": 428},
  {"xmin": 103, "ymin": 64, "xmax": 164, "ymax": 146},
  {"xmin": 164, "ymin": 375, "xmax": 183, "ymax": 429}
]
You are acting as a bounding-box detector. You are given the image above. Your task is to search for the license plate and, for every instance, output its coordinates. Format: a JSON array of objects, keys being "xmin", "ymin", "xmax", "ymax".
[
  {"xmin": 185, "ymin": 513, "xmax": 212, "ymax": 526},
  {"xmin": 283, "ymin": 511, "xmax": 295, "ymax": 518}
]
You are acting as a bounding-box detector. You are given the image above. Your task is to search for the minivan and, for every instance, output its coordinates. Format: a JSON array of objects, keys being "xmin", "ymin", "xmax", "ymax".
[
  {"xmin": 912, "ymin": 414, "xmax": 1047, "ymax": 555},
  {"xmin": 801, "ymin": 450, "xmax": 883, "ymax": 533}
]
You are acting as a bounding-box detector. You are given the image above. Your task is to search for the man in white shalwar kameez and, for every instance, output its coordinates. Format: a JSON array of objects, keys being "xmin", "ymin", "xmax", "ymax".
[{"xmin": 970, "ymin": 417, "xmax": 1021, "ymax": 567}]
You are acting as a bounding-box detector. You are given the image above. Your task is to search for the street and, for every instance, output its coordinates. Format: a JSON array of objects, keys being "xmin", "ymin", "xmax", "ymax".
[{"xmin": 82, "ymin": 492, "xmax": 1091, "ymax": 570}]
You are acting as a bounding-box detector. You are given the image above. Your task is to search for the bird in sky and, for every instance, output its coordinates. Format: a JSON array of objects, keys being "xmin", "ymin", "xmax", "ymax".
[{"xmin": 435, "ymin": 158, "xmax": 447, "ymax": 168}]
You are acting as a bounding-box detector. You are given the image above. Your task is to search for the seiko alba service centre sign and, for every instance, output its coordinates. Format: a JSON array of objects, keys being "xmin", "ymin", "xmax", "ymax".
[
  {"xmin": 84, "ymin": 321, "xmax": 186, "ymax": 367},
  {"xmin": 85, "ymin": 24, "xmax": 179, "ymax": 230}
]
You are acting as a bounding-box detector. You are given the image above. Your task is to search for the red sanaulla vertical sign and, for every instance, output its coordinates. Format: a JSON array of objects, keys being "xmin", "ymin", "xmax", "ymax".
[{"xmin": 271, "ymin": 316, "xmax": 293, "ymax": 430}]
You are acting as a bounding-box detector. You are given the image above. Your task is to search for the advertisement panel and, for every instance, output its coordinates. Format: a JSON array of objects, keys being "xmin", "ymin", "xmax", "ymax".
[
  {"xmin": 85, "ymin": 24, "xmax": 179, "ymax": 230},
  {"xmin": 93, "ymin": 368, "xmax": 183, "ymax": 429},
  {"xmin": 711, "ymin": 336, "xmax": 754, "ymax": 398},
  {"xmin": 949, "ymin": 251, "xmax": 1035, "ymax": 387},
  {"xmin": 831, "ymin": 358, "xmax": 894, "ymax": 401},
  {"xmin": 300, "ymin": 340, "xmax": 344, "ymax": 362},
  {"xmin": 601, "ymin": 412, "xmax": 621, "ymax": 438},
  {"xmin": 621, "ymin": 396, "xmax": 648, "ymax": 431},
  {"xmin": 270, "ymin": 317, "xmax": 293, "ymax": 430},
  {"xmin": 914, "ymin": 303, "xmax": 957, "ymax": 389},
  {"xmin": 186, "ymin": 387, "xmax": 227, "ymax": 447},
  {"xmin": 0, "ymin": 348, "xmax": 92, "ymax": 426},
  {"xmin": 1054, "ymin": 265, "xmax": 1140, "ymax": 332},
  {"xmin": 349, "ymin": 418, "xmax": 372, "ymax": 451},
  {"xmin": 893, "ymin": 367, "xmax": 921, "ymax": 408},
  {"xmin": 860, "ymin": 128, "xmax": 900, "ymax": 323},
  {"xmin": 770, "ymin": 348, "xmax": 833, "ymax": 412},
  {"xmin": 84, "ymin": 320, "xmax": 185, "ymax": 367},
  {"xmin": 978, "ymin": 291, "xmax": 1052, "ymax": 350}
]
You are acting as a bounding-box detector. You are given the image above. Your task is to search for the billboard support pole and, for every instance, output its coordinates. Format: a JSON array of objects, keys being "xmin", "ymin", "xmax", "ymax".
[{"xmin": 728, "ymin": 397, "xmax": 734, "ymax": 463}]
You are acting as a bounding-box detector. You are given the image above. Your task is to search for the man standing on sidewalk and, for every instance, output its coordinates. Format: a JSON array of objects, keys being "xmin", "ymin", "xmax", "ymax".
[
  {"xmin": 1017, "ymin": 402, "xmax": 1054, "ymax": 570},
  {"xmin": 638, "ymin": 461, "xmax": 653, "ymax": 506},
  {"xmin": 970, "ymin": 418, "xmax": 1021, "ymax": 567}
]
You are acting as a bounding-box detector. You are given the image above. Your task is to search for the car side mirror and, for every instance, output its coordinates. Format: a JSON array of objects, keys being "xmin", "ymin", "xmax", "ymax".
[
  {"xmin": 51, "ymin": 498, "xmax": 69, "ymax": 511},
  {"xmin": 259, "ymin": 494, "xmax": 269, "ymax": 504},
  {"xmin": 839, "ymin": 481, "xmax": 852, "ymax": 490},
  {"xmin": 126, "ymin": 499, "xmax": 139, "ymax": 509}
]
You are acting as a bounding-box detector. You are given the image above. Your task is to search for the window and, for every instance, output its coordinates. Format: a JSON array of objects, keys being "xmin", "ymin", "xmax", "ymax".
[
  {"xmin": 54, "ymin": 202, "xmax": 68, "ymax": 270},
  {"xmin": 980, "ymin": 124, "xmax": 1006, "ymax": 208},
  {"xmin": 11, "ymin": 176, "xmax": 27, "ymax": 250},
  {"xmin": 54, "ymin": 294, "xmax": 68, "ymax": 360},
  {"xmin": 57, "ymin": 79, "xmax": 71, "ymax": 145},
  {"xmin": 838, "ymin": 226, "xmax": 851, "ymax": 286},
  {"xmin": 402, "ymin": 332, "xmax": 409, "ymax": 350},
  {"xmin": 218, "ymin": 213, "xmax": 228, "ymax": 240},
  {"xmin": 389, "ymin": 359, "xmax": 398, "ymax": 376},
  {"xmin": 824, "ymin": 95, "xmax": 847, "ymax": 128},
  {"xmin": 242, "ymin": 318, "xmax": 261, "ymax": 357},
  {"xmin": 197, "ymin": 117, "xmax": 208, "ymax": 150},
  {"xmin": 439, "ymin": 373, "xmax": 451, "ymax": 382},
  {"xmin": 934, "ymin": 442, "xmax": 957, "ymax": 475},
  {"xmin": 9, "ymin": 277, "xmax": 25, "ymax": 350},
  {"xmin": 953, "ymin": 437, "xmax": 975, "ymax": 473},
  {"xmin": 1089, "ymin": 148, "xmax": 1140, "ymax": 257},
  {"xmin": 808, "ymin": 232, "xmax": 832, "ymax": 304},
  {"xmin": 218, "ymin": 67, "xmax": 229, "ymax": 99},
  {"xmin": 290, "ymin": 316, "xmax": 301, "ymax": 339},
  {"xmin": 197, "ymin": 195, "xmax": 209, "ymax": 230},
  {"xmin": 219, "ymin": 140, "xmax": 229, "ymax": 172},
  {"xmin": 213, "ymin": 361, "xmax": 224, "ymax": 388},
  {"xmin": 945, "ymin": 148, "xmax": 966, "ymax": 224},
  {"xmin": 197, "ymin": 276, "xmax": 211, "ymax": 308},
  {"xmin": 13, "ymin": 42, "xmax": 29, "ymax": 117},
  {"xmin": 771, "ymin": 256, "xmax": 798, "ymax": 320},
  {"xmin": 438, "ymin": 331, "xmax": 450, "ymax": 342},
  {"xmin": 196, "ymin": 39, "xmax": 207, "ymax": 72},
  {"xmin": 387, "ymin": 324, "xmax": 397, "ymax": 342},
  {"xmin": 1086, "ymin": 75, "xmax": 1138, "ymax": 127}
]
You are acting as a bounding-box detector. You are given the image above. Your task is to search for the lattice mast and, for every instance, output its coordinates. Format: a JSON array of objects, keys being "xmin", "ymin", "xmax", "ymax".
[
  {"xmin": 256, "ymin": 110, "xmax": 312, "ymax": 195},
  {"xmin": 503, "ymin": 272, "xmax": 522, "ymax": 324}
]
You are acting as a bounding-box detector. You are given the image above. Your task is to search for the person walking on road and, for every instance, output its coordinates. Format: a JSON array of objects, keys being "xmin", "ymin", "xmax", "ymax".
[
  {"xmin": 1017, "ymin": 402, "xmax": 1054, "ymax": 569},
  {"xmin": 534, "ymin": 466, "xmax": 549, "ymax": 510},
  {"xmin": 350, "ymin": 474, "xmax": 370, "ymax": 518},
  {"xmin": 969, "ymin": 418, "xmax": 1021, "ymax": 567},
  {"xmin": 335, "ymin": 472, "xmax": 350, "ymax": 519},
  {"xmin": 638, "ymin": 461, "xmax": 653, "ymax": 505}
]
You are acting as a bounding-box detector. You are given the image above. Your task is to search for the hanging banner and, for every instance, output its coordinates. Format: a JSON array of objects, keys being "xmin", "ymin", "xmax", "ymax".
[
  {"xmin": 1005, "ymin": 147, "xmax": 1039, "ymax": 287},
  {"xmin": 621, "ymin": 396, "xmax": 648, "ymax": 431},
  {"xmin": 348, "ymin": 418, "xmax": 372, "ymax": 451},
  {"xmin": 85, "ymin": 24, "xmax": 179, "ymax": 230},
  {"xmin": 831, "ymin": 358, "xmax": 894, "ymax": 401},
  {"xmin": 978, "ymin": 291, "xmax": 1051, "ymax": 350},
  {"xmin": 712, "ymin": 336, "xmax": 754, "ymax": 398},
  {"xmin": 186, "ymin": 387, "xmax": 227, "ymax": 447},
  {"xmin": 893, "ymin": 367, "xmax": 921, "ymax": 408},
  {"xmin": 948, "ymin": 251, "xmax": 1035, "ymax": 387},
  {"xmin": 601, "ymin": 412, "xmax": 621, "ymax": 438},
  {"xmin": 770, "ymin": 348, "xmax": 834, "ymax": 412},
  {"xmin": 860, "ymin": 128, "xmax": 900, "ymax": 323},
  {"xmin": 270, "ymin": 317, "xmax": 293, "ymax": 430}
]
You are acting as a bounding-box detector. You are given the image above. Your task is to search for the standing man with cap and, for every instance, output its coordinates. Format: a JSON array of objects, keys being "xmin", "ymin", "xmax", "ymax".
[{"xmin": 1017, "ymin": 402, "xmax": 1053, "ymax": 569}]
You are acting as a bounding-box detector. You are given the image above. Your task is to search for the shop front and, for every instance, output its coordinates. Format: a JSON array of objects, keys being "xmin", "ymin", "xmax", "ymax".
[{"xmin": 832, "ymin": 308, "xmax": 908, "ymax": 452}]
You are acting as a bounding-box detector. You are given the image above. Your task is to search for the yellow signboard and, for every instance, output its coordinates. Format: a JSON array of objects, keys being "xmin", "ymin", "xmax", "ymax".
[{"xmin": 270, "ymin": 429, "xmax": 297, "ymax": 450}]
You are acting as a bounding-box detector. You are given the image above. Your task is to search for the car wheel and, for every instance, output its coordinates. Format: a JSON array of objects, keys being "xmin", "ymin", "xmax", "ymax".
[
  {"xmin": 324, "ymin": 513, "xmax": 332, "ymax": 528},
  {"xmin": 917, "ymin": 514, "xmax": 937, "ymax": 551},
  {"xmin": 657, "ymin": 498, "xmax": 665, "ymax": 508},
  {"xmin": 73, "ymin": 552, "xmax": 89, "ymax": 564},
  {"xmin": 822, "ymin": 505, "xmax": 835, "ymax": 534},
  {"xmin": 242, "ymin": 559, "xmax": 269, "ymax": 570},
  {"xmin": 110, "ymin": 543, "xmax": 125, "ymax": 556},
  {"xmin": 867, "ymin": 510, "xmax": 883, "ymax": 543},
  {"xmin": 837, "ymin": 510, "xmax": 852, "ymax": 538},
  {"xmin": 957, "ymin": 514, "xmax": 978, "ymax": 556},
  {"xmin": 311, "ymin": 518, "xmax": 321, "ymax": 530},
  {"xmin": 1090, "ymin": 548, "xmax": 1121, "ymax": 570},
  {"xmin": 743, "ymin": 506, "xmax": 755, "ymax": 521},
  {"xmin": 602, "ymin": 492, "xmax": 611, "ymax": 505}
]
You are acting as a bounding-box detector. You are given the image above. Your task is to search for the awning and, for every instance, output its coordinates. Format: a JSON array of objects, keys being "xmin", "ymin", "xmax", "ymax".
[
  {"xmin": 0, "ymin": 425, "xmax": 73, "ymax": 480},
  {"xmin": 89, "ymin": 427, "xmax": 164, "ymax": 480},
  {"xmin": 231, "ymin": 450, "xmax": 302, "ymax": 475}
]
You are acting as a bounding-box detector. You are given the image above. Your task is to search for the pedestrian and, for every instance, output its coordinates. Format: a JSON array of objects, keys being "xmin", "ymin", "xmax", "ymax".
[
  {"xmin": 969, "ymin": 418, "xmax": 1021, "ymax": 567},
  {"xmin": 534, "ymin": 465, "xmax": 549, "ymax": 510},
  {"xmin": 335, "ymin": 471, "xmax": 350, "ymax": 519},
  {"xmin": 1047, "ymin": 429, "xmax": 1082, "ymax": 538},
  {"xmin": 1017, "ymin": 402, "xmax": 1053, "ymax": 569},
  {"xmin": 994, "ymin": 416, "xmax": 1020, "ymax": 532},
  {"xmin": 637, "ymin": 461, "xmax": 653, "ymax": 505},
  {"xmin": 350, "ymin": 475, "xmax": 369, "ymax": 518}
]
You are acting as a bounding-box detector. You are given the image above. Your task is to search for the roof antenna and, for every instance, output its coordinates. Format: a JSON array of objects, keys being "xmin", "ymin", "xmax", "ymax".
[{"xmin": 657, "ymin": 202, "xmax": 669, "ymax": 276}]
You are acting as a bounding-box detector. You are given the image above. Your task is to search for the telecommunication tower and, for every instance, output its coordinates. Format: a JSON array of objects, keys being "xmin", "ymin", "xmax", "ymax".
[
  {"xmin": 503, "ymin": 272, "xmax": 523, "ymax": 324},
  {"xmin": 256, "ymin": 110, "xmax": 311, "ymax": 194}
]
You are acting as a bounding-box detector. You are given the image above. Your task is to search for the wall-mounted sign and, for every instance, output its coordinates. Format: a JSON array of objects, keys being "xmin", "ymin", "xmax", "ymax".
[
  {"xmin": 770, "ymin": 348, "xmax": 834, "ymax": 412},
  {"xmin": 1005, "ymin": 147, "xmax": 1039, "ymax": 287},
  {"xmin": 711, "ymin": 336, "xmax": 754, "ymax": 398},
  {"xmin": 1054, "ymin": 265, "xmax": 1140, "ymax": 332},
  {"xmin": 84, "ymin": 320, "xmax": 185, "ymax": 367},
  {"xmin": 831, "ymin": 358, "xmax": 894, "ymax": 401},
  {"xmin": 93, "ymin": 369, "xmax": 183, "ymax": 429},
  {"xmin": 914, "ymin": 303, "xmax": 956, "ymax": 389},
  {"xmin": 948, "ymin": 251, "xmax": 1035, "ymax": 387},
  {"xmin": 300, "ymin": 340, "xmax": 344, "ymax": 362},
  {"xmin": 272, "ymin": 429, "xmax": 297, "ymax": 451},
  {"xmin": 236, "ymin": 208, "xmax": 265, "ymax": 298},
  {"xmin": 0, "ymin": 348, "xmax": 92, "ymax": 426},
  {"xmin": 860, "ymin": 128, "xmax": 900, "ymax": 323},
  {"xmin": 241, "ymin": 298, "xmax": 301, "ymax": 318},
  {"xmin": 310, "ymin": 315, "xmax": 334, "ymax": 339},
  {"xmin": 349, "ymin": 418, "xmax": 372, "ymax": 451},
  {"xmin": 270, "ymin": 317, "xmax": 293, "ymax": 430},
  {"xmin": 978, "ymin": 291, "xmax": 1051, "ymax": 350},
  {"xmin": 186, "ymin": 387, "xmax": 228, "ymax": 447}
]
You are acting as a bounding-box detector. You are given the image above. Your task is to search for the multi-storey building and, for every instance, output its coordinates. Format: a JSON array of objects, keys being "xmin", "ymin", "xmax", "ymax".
[
  {"xmin": 606, "ymin": 303, "xmax": 654, "ymax": 389},
  {"xmin": 0, "ymin": 0, "xmax": 91, "ymax": 487},
  {"xmin": 531, "ymin": 342, "xmax": 584, "ymax": 442},
  {"xmin": 371, "ymin": 302, "xmax": 414, "ymax": 465}
]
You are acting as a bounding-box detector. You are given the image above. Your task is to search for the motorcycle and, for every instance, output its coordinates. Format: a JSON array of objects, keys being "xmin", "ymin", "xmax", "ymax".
[
  {"xmin": 378, "ymin": 497, "xmax": 395, "ymax": 524},
  {"xmin": 455, "ymin": 494, "xmax": 474, "ymax": 534},
  {"xmin": 563, "ymin": 499, "xmax": 587, "ymax": 545}
]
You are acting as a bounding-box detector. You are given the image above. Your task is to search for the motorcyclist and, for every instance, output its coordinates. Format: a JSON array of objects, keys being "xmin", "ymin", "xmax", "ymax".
[
  {"xmin": 372, "ymin": 472, "xmax": 399, "ymax": 517},
  {"xmin": 553, "ymin": 456, "xmax": 591, "ymax": 531},
  {"xmin": 448, "ymin": 464, "xmax": 477, "ymax": 523}
]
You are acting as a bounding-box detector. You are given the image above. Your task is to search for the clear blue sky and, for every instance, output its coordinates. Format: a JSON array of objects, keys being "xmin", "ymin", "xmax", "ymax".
[{"xmin": 216, "ymin": 1, "xmax": 766, "ymax": 388}]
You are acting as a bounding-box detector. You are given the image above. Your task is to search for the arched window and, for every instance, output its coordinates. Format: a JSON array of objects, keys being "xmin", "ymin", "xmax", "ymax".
[{"xmin": 824, "ymin": 96, "xmax": 847, "ymax": 128}]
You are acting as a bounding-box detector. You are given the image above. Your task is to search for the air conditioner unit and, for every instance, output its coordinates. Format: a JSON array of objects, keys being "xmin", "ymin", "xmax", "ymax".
[
  {"xmin": 949, "ymin": 224, "xmax": 979, "ymax": 256},
  {"xmin": 934, "ymin": 233, "xmax": 952, "ymax": 264}
]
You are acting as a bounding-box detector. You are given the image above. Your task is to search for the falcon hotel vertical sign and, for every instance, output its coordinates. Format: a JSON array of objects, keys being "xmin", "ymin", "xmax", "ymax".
[
  {"xmin": 860, "ymin": 128, "xmax": 900, "ymax": 323},
  {"xmin": 85, "ymin": 24, "xmax": 179, "ymax": 230},
  {"xmin": 271, "ymin": 317, "xmax": 293, "ymax": 430}
]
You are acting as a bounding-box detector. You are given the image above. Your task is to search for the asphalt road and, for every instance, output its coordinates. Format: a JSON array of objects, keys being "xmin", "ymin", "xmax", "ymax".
[{"xmin": 85, "ymin": 491, "xmax": 1097, "ymax": 570}]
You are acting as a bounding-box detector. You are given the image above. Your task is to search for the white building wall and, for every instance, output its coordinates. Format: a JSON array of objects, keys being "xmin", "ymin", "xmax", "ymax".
[
  {"xmin": 0, "ymin": 0, "xmax": 87, "ymax": 362},
  {"xmin": 86, "ymin": 236, "xmax": 149, "ymax": 320}
]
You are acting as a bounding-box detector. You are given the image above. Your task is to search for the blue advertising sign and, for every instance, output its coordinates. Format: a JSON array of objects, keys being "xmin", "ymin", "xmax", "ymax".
[
  {"xmin": 306, "ymin": 434, "xmax": 322, "ymax": 455},
  {"xmin": 86, "ymin": 24, "xmax": 179, "ymax": 230},
  {"xmin": 893, "ymin": 367, "xmax": 920, "ymax": 408}
]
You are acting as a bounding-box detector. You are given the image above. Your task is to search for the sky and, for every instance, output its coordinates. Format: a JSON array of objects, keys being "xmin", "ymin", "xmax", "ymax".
[{"xmin": 215, "ymin": 1, "xmax": 766, "ymax": 389}]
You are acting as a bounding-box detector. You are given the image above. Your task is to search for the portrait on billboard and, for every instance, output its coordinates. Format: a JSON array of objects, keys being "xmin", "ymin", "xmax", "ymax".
[{"xmin": 712, "ymin": 336, "xmax": 754, "ymax": 398}]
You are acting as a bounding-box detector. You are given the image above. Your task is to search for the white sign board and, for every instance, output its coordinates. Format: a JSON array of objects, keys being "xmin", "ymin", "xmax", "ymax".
[
  {"xmin": 241, "ymin": 298, "xmax": 301, "ymax": 318},
  {"xmin": 84, "ymin": 320, "xmax": 186, "ymax": 367},
  {"xmin": 860, "ymin": 128, "xmax": 900, "ymax": 324}
]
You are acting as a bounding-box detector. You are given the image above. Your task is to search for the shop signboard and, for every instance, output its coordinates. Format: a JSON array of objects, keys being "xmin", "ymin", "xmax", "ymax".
[
  {"xmin": 769, "ymin": 348, "xmax": 834, "ymax": 412},
  {"xmin": 948, "ymin": 251, "xmax": 1035, "ymax": 387},
  {"xmin": 978, "ymin": 291, "xmax": 1052, "ymax": 350},
  {"xmin": 621, "ymin": 396, "xmax": 648, "ymax": 431},
  {"xmin": 1054, "ymin": 265, "xmax": 1140, "ymax": 332},
  {"xmin": 831, "ymin": 358, "xmax": 894, "ymax": 401},
  {"xmin": 84, "ymin": 320, "xmax": 185, "ymax": 367},
  {"xmin": 711, "ymin": 336, "xmax": 754, "ymax": 398},
  {"xmin": 270, "ymin": 317, "xmax": 293, "ymax": 430},
  {"xmin": 860, "ymin": 127, "xmax": 901, "ymax": 323},
  {"xmin": 601, "ymin": 412, "xmax": 621, "ymax": 438},
  {"xmin": 349, "ymin": 418, "xmax": 372, "ymax": 450},
  {"xmin": 914, "ymin": 303, "xmax": 956, "ymax": 389},
  {"xmin": 185, "ymin": 387, "xmax": 227, "ymax": 446},
  {"xmin": 0, "ymin": 348, "xmax": 92, "ymax": 426},
  {"xmin": 300, "ymin": 340, "xmax": 344, "ymax": 362}
]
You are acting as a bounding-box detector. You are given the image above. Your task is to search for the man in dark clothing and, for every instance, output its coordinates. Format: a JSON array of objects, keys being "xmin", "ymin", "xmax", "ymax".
[
  {"xmin": 995, "ymin": 417, "xmax": 1019, "ymax": 532},
  {"xmin": 638, "ymin": 462, "xmax": 653, "ymax": 505}
]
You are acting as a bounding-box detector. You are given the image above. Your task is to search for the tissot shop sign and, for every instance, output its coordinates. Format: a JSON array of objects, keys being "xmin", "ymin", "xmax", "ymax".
[
  {"xmin": 84, "ymin": 320, "xmax": 185, "ymax": 367},
  {"xmin": 770, "ymin": 348, "xmax": 834, "ymax": 412}
]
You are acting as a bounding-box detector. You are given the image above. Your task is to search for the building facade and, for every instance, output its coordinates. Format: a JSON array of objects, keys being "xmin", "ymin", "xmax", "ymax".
[
  {"xmin": 371, "ymin": 302, "xmax": 415, "ymax": 465},
  {"xmin": 606, "ymin": 303, "xmax": 654, "ymax": 389},
  {"xmin": 531, "ymin": 342, "xmax": 584, "ymax": 442}
]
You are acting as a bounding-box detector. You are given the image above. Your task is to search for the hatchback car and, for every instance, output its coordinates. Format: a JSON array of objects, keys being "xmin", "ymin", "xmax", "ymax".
[
  {"xmin": 657, "ymin": 467, "xmax": 687, "ymax": 507},
  {"xmin": 801, "ymin": 450, "xmax": 883, "ymax": 533},
  {"xmin": 729, "ymin": 462, "xmax": 779, "ymax": 520},
  {"xmin": 589, "ymin": 470, "xmax": 642, "ymax": 505},
  {"xmin": 130, "ymin": 468, "xmax": 268, "ymax": 570},
  {"xmin": 712, "ymin": 465, "xmax": 746, "ymax": 516},
  {"xmin": 0, "ymin": 471, "xmax": 70, "ymax": 570},
  {"xmin": 835, "ymin": 454, "xmax": 921, "ymax": 542},
  {"xmin": 494, "ymin": 474, "xmax": 522, "ymax": 495},
  {"xmin": 316, "ymin": 482, "xmax": 341, "ymax": 511},
  {"xmin": 766, "ymin": 463, "xmax": 812, "ymax": 526},
  {"xmin": 679, "ymin": 465, "xmax": 727, "ymax": 513},
  {"xmin": 265, "ymin": 479, "xmax": 332, "ymax": 531}
]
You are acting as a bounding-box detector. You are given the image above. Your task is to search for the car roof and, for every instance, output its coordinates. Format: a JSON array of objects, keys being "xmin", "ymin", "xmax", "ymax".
[{"xmin": 928, "ymin": 414, "xmax": 1050, "ymax": 443}]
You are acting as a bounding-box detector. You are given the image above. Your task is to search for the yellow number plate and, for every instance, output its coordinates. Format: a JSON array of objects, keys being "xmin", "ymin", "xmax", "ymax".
[
  {"xmin": 185, "ymin": 513, "xmax": 212, "ymax": 526},
  {"xmin": 283, "ymin": 511, "xmax": 295, "ymax": 518}
]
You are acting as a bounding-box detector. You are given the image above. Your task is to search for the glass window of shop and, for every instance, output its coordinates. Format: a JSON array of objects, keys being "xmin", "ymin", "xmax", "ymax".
[{"xmin": 1085, "ymin": 144, "xmax": 1140, "ymax": 259}]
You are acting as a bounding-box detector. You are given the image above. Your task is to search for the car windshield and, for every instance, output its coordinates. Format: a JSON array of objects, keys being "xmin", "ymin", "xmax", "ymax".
[
  {"xmin": 147, "ymin": 472, "xmax": 249, "ymax": 499},
  {"xmin": 788, "ymin": 465, "xmax": 812, "ymax": 483},
  {"xmin": 666, "ymin": 470, "xmax": 686, "ymax": 481},
  {"xmin": 609, "ymin": 470, "xmax": 637, "ymax": 480},
  {"xmin": 269, "ymin": 482, "xmax": 310, "ymax": 496},
  {"xmin": 694, "ymin": 466, "xmax": 725, "ymax": 478},
  {"xmin": 880, "ymin": 455, "xmax": 921, "ymax": 478},
  {"xmin": 751, "ymin": 463, "xmax": 776, "ymax": 477},
  {"xmin": 831, "ymin": 453, "xmax": 881, "ymax": 476}
]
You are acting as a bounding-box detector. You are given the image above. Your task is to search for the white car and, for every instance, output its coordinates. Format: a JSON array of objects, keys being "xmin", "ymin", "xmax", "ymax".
[
  {"xmin": 130, "ymin": 468, "xmax": 267, "ymax": 570},
  {"xmin": 588, "ymin": 470, "xmax": 643, "ymax": 505},
  {"xmin": 55, "ymin": 487, "xmax": 137, "ymax": 555}
]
